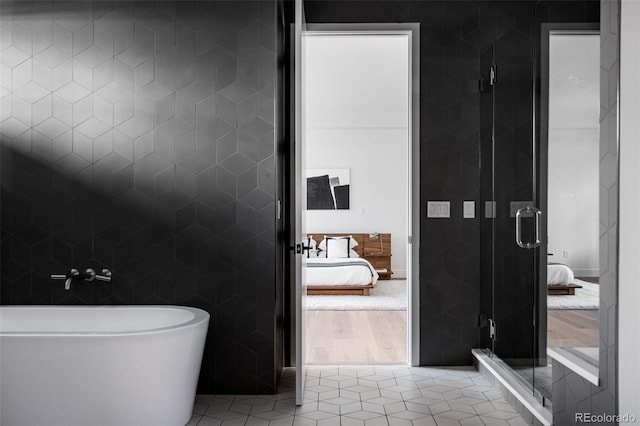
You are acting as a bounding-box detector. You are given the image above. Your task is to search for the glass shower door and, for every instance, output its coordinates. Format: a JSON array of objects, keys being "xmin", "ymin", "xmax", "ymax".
[
  {"xmin": 481, "ymin": 38, "xmax": 544, "ymax": 398},
  {"xmin": 479, "ymin": 45, "xmax": 495, "ymax": 354}
]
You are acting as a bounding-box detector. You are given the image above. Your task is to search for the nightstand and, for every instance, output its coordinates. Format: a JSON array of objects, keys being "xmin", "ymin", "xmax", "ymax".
[{"xmin": 363, "ymin": 233, "xmax": 392, "ymax": 280}]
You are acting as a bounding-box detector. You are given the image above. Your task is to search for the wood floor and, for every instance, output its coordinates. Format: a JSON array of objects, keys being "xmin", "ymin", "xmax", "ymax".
[
  {"xmin": 548, "ymin": 309, "xmax": 599, "ymax": 347},
  {"xmin": 306, "ymin": 310, "xmax": 407, "ymax": 364},
  {"xmin": 306, "ymin": 308, "xmax": 597, "ymax": 365}
]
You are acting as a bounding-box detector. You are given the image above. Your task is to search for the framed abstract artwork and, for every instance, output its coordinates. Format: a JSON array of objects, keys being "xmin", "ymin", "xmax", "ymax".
[{"xmin": 307, "ymin": 169, "xmax": 350, "ymax": 210}]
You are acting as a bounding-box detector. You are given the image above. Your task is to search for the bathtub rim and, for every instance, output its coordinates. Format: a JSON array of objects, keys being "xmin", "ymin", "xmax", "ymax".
[{"xmin": 0, "ymin": 305, "xmax": 210, "ymax": 337}]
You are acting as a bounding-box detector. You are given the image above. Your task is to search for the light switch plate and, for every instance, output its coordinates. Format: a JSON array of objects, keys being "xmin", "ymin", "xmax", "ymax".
[
  {"xmin": 427, "ymin": 201, "xmax": 450, "ymax": 218},
  {"xmin": 463, "ymin": 201, "xmax": 475, "ymax": 218},
  {"xmin": 485, "ymin": 201, "xmax": 496, "ymax": 218}
]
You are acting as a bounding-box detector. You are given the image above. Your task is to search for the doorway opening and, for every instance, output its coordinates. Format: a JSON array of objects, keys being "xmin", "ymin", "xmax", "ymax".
[{"xmin": 301, "ymin": 27, "xmax": 418, "ymax": 365}]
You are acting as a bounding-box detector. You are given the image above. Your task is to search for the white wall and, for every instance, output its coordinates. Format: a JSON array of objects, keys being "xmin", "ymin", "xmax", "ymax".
[
  {"xmin": 619, "ymin": 0, "xmax": 640, "ymax": 418},
  {"xmin": 547, "ymin": 34, "xmax": 600, "ymax": 276},
  {"xmin": 304, "ymin": 34, "xmax": 409, "ymax": 277},
  {"xmin": 547, "ymin": 128, "xmax": 599, "ymax": 275}
]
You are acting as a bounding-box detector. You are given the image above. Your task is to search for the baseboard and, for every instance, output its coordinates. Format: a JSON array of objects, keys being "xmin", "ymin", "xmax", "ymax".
[
  {"xmin": 391, "ymin": 269, "xmax": 406, "ymax": 279},
  {"xmin": 573, "ymin": 269, "xmax": 599, "ymax": 277}
]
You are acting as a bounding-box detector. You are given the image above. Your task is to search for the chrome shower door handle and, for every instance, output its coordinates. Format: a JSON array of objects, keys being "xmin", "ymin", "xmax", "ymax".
[
  {"xmin": 515, "ymin": 207, "xmax": 525, "ymax": 248},
  {"xmin": 515, "ymin": 206, "xmax": 542, "ymax": 249},
  {"xmin": 532, "ymin": 207, "xmax": 542, "ymax": 248}
]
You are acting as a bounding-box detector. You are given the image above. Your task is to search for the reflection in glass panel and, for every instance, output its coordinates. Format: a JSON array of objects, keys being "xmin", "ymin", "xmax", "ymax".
[
  {"xmin": 546, "ymin": 33, "xmax": 600, "ymax": 350},
  {"xmin": 530, "ymin": 30, "xmax": 601, "ymax": 401}
]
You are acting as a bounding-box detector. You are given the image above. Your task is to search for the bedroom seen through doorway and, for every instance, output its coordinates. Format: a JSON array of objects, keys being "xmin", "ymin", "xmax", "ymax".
[{"xmin": 302, "ymin": 29, "xmax": 413, "ymax": 365}]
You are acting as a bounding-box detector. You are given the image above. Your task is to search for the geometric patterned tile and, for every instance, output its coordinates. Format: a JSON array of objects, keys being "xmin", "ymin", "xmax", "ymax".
[
  {"xmin": 32, "ymin": 95, "xmax": 52, "ymax": 125},
  {"xmin": 52, "ymin": 23, "xmax": 73, "ymax": 55},
  {"xmin": 55, "ymin": 81, "xmax": 91, "ymax": 103},
  {"xmin": 92, "ymin": 95, "xmax": 114, "ymax": 125},
  {"xmin": 96, "ymin": 81, "xmax": 130, "ymax": 103},
  {"xmin": 75, "ymin": 117, "xmax": 111, "ymax": 139},
  {"xmin": 71, "ymin": 58, "xmax": 93, "ymax": 90},
  {"xmin": 219, "ymin": 81, "xmax": 256, "ymax": 104},
  {"xmin": 192, "ymin": 366, "xmax": 528, "ymax": 426},
  {"xmin": 31, "ymin": 60, "xmax": 52, "ymax": 91},
  {"xmin": 34, "ymin": 46, "xmax": 70, "ymax": 68},
  {"xmin": 72, "ymin": 94, "xmax": 92, "ymax": 126},
  {"xmin": 0, "ymin": 45, "xmax": 30, "ymax": 67},
  {"xmin": 0, "ymin": 95, "xmax": 10, "ymax": 121},
  {"xmin": 0, "ymin": 116, "xmax": 30, "ymax": 139},
  {"xmin": 116, "ymin": 116, "xmax": 152, "ymax": 139},
  {"xmin": 0, "ymin": 63, "xmax": 11, "ymax": 90},
  {"xmin": 54, "ymin": 11, "xmax": 92, "ymax": 33},
  {"xmin": 10, "ymin": 22, "xmax": 32, "ymax": 56},
  {"xmin": 71, "ymin": 23, "xmax": 94, "ymax": 55},
  {"xmin": 52, "ymin": 59, "xmax": 73, "ymax": 91},
  {"xmin": 14, "ymin": 80, "xmax": 48, "ymax": 103},
  {"xmin": 94, "ymin": 60, "xmax": 115, "ymax": 91},
  {"xmin": 2, "ymin": 0, "xmax": 277, "ymax": 397},
  {"xmin": 12, "ymin": 59, "xmax": 32, "ymax": 90},
  {"xmin": 10, "ymin": 93, "xmax": 31, "ymax": 124},
  {"xmin": 33, "ymin": 117, "xmax": 67, "ymax": 139},
  {"xmin": 75, "ymin": 45, "xmax": 111, "ymax": 68},
  {"xmin": 136, "ymin": 81, "xmax": 172, "ymax": 102}
]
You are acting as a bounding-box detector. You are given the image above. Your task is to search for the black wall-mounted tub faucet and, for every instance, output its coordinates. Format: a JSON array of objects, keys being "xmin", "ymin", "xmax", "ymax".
[{"xmin": 51, "ymin": 268, "xmax": 112, "ymax": 290}]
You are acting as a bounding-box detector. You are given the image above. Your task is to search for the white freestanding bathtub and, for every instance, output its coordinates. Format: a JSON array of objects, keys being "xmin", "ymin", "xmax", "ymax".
[{"xmin": 0, "ymin": 305, "xmax": 209, "ymax": 426}]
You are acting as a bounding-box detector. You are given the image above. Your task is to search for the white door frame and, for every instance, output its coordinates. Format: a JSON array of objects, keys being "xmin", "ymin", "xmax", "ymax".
[
  {"xmin": 303, "ymin": 23, "xmax": 420, "ymax": 366},
  {"xmin": 293, "ymin": 0, "xmax": 307, "ymax": 405}
]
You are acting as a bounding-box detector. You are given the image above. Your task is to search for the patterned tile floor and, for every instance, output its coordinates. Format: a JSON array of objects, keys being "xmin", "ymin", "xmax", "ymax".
[{"xmin": 189, "ymin": 365, "xmax": 529, "ymax": 426}]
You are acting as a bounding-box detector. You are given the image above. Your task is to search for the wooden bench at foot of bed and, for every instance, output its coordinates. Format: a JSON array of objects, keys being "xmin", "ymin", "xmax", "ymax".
[
  {"xmin": 548, "ymin": 283, "xmax": 583, "ymax": 295},
  {"xmin": 307, "ymin": 284, "xmax": 374, "ymax": 296}
]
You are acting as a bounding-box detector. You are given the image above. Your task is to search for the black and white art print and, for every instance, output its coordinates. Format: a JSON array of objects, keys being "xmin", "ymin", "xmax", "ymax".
[{"xmin": 307, "ymin": 169, "xmax": 350, "ymax": 210}]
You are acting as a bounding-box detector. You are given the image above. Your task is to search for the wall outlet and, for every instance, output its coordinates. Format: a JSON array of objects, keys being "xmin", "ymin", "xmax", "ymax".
[
  {"xmin": 360, "ymin": 208, "xmax": 366, "ymax": 216},
  {"xmin": 563, "ymin": 250, "xmax": 569, "ymax": 258}
]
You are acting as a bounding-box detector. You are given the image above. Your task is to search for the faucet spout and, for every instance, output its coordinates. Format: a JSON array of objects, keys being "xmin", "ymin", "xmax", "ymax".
[{"xmin": 63, "ymin": 269, "xmax": 79, "ymax": 290}]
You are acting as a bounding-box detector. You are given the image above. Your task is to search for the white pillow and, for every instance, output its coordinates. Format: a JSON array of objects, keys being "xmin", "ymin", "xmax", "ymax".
[
  {"xmin": 318, "ymin": 235, "xmax": 358, "ymax": 250},
  {"xmin": 325, "ymin": 237, "xmax": 351, "ymax": 258}
]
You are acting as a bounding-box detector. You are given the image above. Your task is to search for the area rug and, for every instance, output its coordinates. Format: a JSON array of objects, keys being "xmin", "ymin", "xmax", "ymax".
[
  {"xmin": 306, "ymin": 280, "xmax": 407, "ymax": 311},
  {"xmin": 547, "ymin": 279, "xmax": 599, "ymax": 310}
]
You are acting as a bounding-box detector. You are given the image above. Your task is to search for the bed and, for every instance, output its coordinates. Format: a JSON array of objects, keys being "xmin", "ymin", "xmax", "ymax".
[
  {"xmin": 305, "ymin": 233, "xmax": 381, "ymax": 296},
  {"xmin": 547, "ymin": 263, "xmax": 582, "ymax": 295}
]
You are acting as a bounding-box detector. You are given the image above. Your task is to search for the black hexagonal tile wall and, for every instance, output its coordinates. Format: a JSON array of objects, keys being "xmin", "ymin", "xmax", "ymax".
[{"xmin": 1, "ymin": 0, "xmax": 277, "ymax": 394}]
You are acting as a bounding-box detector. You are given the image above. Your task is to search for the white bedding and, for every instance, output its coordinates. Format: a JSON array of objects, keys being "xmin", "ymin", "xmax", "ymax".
[
  {"xmin": 306, "ymin": 257, "xmax": 379, "ymax": 286},
  {"xmin": 548, "ymin": 263, "xmax": 575, "ymax": 286}
]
